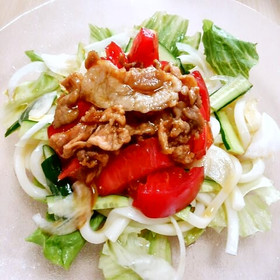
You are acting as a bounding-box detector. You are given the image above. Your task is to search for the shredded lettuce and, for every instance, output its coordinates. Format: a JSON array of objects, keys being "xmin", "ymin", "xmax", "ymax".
[
  {"xmin": 26, "ymin": 213, "xmax": 105, "ymax": 269},
  {"xmin": 26, "ymin": 228, "xmax": 85, "ymax": 269},
  {"xmin": 9, "ymin": 72, "xmax": 59, "ymax": 109},
  {"xmin": 25, "ymin": 50, "xmax": 43, "ymax": 62},
  {"xmin": 141, "ymin": 11, "xmax": 188, "ymax": 56},
  {"xmin": 89, "ymin": 24, "xmax": 113, "ymax": 43},
  {"xmin": 183, "ymin": 227, "xmax": 205, "ymax": 246},
  {"xmin": 238, "ymin": 192, "xmax": 271, "ymax": 237},
  {"xmin": 99, "ymin": 227, "xmax": 174, "ymax": 280},
  {"xmin": 202, "ymin": 19, "xmax": 259, "ymax": 78}
]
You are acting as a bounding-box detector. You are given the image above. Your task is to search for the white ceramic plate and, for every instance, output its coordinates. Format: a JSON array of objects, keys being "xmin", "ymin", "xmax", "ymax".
[{"xmin": 0, "ymin": 0, "xmax": 279, "ymax": 279}]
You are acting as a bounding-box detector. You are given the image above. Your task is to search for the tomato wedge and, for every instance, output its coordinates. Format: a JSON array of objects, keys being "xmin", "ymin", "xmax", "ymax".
[
  {"xmin": 192, "ymin": 70, "xmax": 211, "ymax": 122},
  {"xmin": 58, "ymin": 157, "xmax": 81, "ymax": 181},
  {"xmin": 128, "ymin": 28, "xmax": 159, "ymax": 67},
  {"xmin": 96, "ymin": 137, "xmax": 173, "ymax": 196},
  {"xmin": 187, "ymin": 71, "xmax": 213, "ymax": 159},
  {"xmin": 105, "ymin": 41, "xmax": 127, "ymax": 68},
  {"xmin": 188, "ymin": 122, "xmax": 213, "ymax": 160},
  {"xmin": 47, "ymin": 100, "xmax": 92, "ymax": 138},
  {"xmin": 132, "ymin": 166, "xmax": 204, "ymax": 218}
]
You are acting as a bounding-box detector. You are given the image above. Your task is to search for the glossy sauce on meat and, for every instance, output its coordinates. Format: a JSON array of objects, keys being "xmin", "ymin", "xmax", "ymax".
[{"xmin": 49, "ymin": 51, "xmax": 204, "ymax": 183}]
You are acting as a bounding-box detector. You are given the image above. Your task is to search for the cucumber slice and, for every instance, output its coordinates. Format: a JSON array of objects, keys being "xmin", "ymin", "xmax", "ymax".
[
  {"xmin": 158, "ymin": 43, "xmax": 180, "ymax": 67},
  {"xmin": 210, "ymin": 75, "xmax": 252, "ymax": 112},
  {"xmin": 19, "ymin": 120, "xmax": 48, "ymax": 140},
  {"xmin": 215, "ymin": 110, "xmax": 244, "ymax": 155},
  {"xmin": 42, "ymin": 145, "xmax": 56, "ymax": 159},
  {"xmin": 93, "ymin": 195, "xmax": 129, "ymax": 210}
]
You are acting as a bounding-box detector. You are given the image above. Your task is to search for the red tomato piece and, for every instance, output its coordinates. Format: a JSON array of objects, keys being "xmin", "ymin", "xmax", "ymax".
[
  {"xmin": 160, "ymin": 60, "xmax": 169, "ymax": 69},
  {"xmin": 132, "ymin": 166, "xmax": 204, "ymax": 218},
  {"xmin": 192, "ymin": 70, "xmax": 211, "ymax": 121},
  {"xmin": 96, "ymin": 137, "xmax": 173, "ymax": 196},
  {"xmin": 58, "ymin": 157, "xmax": 81, "ymax": 181},
  {"xmin": 47, "ymin": 100, "xmax": 92, "ymax": 138},
  {"xmin": 188, "ymin": 128, "xmax": 207, "ymax": 160},
  {"xmin": 205, "ymin": 122, "xmax": 214, "ymax": 150},
  {"xmin": 105, "ymin": 41, "xmax": 128, "ymax": 68},
  {"xmin": 77, "ymin": 100, "xmax": 92, "ymax": 118},
  {"xmin": 47, "ymin": 122, "xmax": 76, "ymax": 138},
  {"xmin": 128, "ymin": 28, "xmax": 159, "ymax": 67},
  {"xmin": 188, "ymin": 120, "xmax": 213, "ymax": 160}
]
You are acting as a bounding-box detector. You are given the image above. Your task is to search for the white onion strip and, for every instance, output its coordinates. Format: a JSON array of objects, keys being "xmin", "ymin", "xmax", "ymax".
[
  {"xmin": 8, "ymin": 62, "xmax": 47, "ymax": 97},
  {"xmin": 14, "ymin": 115, "xmax": 53, "ymax": 199}
]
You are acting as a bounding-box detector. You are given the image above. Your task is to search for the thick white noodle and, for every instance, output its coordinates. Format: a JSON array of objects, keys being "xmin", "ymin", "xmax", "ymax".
[
  {"xmin": 14, "ymin": 115, "xmax": 53, "ymax": 199},
  {"xmin": 146, "ymin": 221, "xmax": 193, "ymax": 236},
  {"xmin": 80, "ymin": 207, "xmax": 169, "ymax": 244},
  {"xmin": 239, "ymin": 158, "xmax": 265, "ymax": 183},
  {"xmin": 170, "ymin": 217, "xmax": 186, "ymax": 280},
  {"xmin": 193, "ymin": 202, "xmax": 205, "ymax": 215},
  {"xmin": 29, "ymin": 143, "xmax": 48, "ymax": 189},
  {"xmin": 180, "ymin": 150, "xmax": 242, "ymax": 229},
  {"xmin": 230, "ymin": 186, "xmax": 245, "ymax": 211},
  {"xmin": 195, "ymin": 193, "xmax": 213, "ymax": 206},
  {"xmin": 225, "ymin": 199, "xmax": 239, "ymax": 255},
  {"xmin": 234, "ymin": 98, "xmax": 251, "ymax": 149}
]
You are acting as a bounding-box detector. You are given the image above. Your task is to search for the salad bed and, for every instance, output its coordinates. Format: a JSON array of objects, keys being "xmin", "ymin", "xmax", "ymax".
[{"xmin": 3, "ymin": 11, "xmax": 280, "ymax": 280}]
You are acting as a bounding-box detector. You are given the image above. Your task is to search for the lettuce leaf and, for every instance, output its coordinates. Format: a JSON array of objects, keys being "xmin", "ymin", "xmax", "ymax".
[
  {"xmin": 141, "ymin": 11, "xmax": 188, "ymax": 56},
  {"xmin": 25, "ymin": 50, "xmax": 43, "ymax": 62},
  {"xmin": 184, "ymin": 227, "xmax": 205, "ymax": 246},
  {"xmin": 99, "ymin": 227, "xmax": 174, "ymax": 280},
  {"xmin": 89, "ymin": 24, "xmax": 113, "ymax": 43},
  {"xmin": 238, "ymin": 186, "xmax": 280, "ymax": 237},
  {"xmin": 10, "ymin": 72, "xmax": 59, "ymax": 108},
  {"xmin": 26, "ymin": 228, "xmax": 85, "ymax": 269},
  {"xmin": 26, "ymin": 213, "xmax": 105, "ymax": 269},
  {"xmin": 202, "ymin": 20, "xmax": 259, "ymax": 78}
]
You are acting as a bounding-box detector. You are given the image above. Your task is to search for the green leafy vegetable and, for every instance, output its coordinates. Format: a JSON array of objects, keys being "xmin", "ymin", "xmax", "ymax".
[
  {"xmin": 202, "ymin": 19, "xmax": 259, "ymax": 78},
  {"xmin": 26, "ymin": 213, "xmax": 105, "ymax": 270},
  {"xmin": 181, "ymin": 32, "xmax": 201, "ymax": 49},
  {"xmin": 184, "ymin": 228, "xmax": 205, "ymax": 246},
  {"xmin": 25, "ymin": 50, "xmax": 43, "ymax": 62},
  {"xmin": 99, "ymin": 227, "xmax": 173, "ymax": 280},
  {"xmin": 26, "ymin": 229, "xmax": 85, "ymax": 269},
  {"xmin": 89, "ymin": 24, "xmax": 113, "ymax": 43},
  {"xmin": 143, "ymin": 231, "xmax": 172, "ymax": 263},
  {"xmin": 5, "ymin": 72, "xmax": 60, "ymax": 128},
  {"xmin": 238, "ymin": 187, "xmax": 280, "ymax": 237},
  {"xmin": 141, "ymin": 11, "xmax": 188, "ymax": 56}
]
